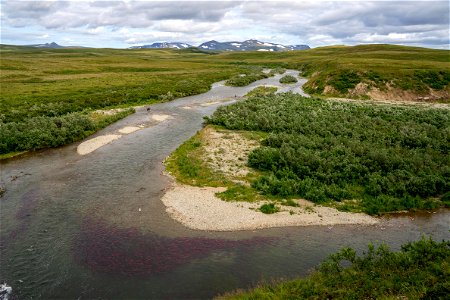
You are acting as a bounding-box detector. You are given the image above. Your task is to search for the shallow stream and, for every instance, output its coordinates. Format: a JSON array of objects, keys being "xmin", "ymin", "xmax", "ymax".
[{"xmin": 1, "ymin": 71, "xmax": 448, "ymax": 299}]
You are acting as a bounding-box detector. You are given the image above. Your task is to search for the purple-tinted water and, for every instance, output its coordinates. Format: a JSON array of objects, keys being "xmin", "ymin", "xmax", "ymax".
[{"xmin": 1, "ymin": 73, "xmax": 449, "ymax": 299}]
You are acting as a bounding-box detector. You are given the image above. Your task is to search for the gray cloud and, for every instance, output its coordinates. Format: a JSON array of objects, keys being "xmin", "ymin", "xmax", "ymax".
[
  {"xmin": 2, "ymin": 1, "xmax": 241, "ymax": 29},
  {"xmin": 1, "ymin": 1, "xmax": 448, "ymax": 49}
]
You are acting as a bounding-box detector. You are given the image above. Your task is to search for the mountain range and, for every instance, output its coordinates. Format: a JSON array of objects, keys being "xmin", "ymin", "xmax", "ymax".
[
  {"xmin": 28, "ymin": 42, "xmax": 64, "ymax": 48},
  {"xmin": 197, "ymin": 39, "xmax": 309, "ymax": 51},
  {"xmin": 26, "ymin": 40, "xmax": 310, "ymax": 51},
  {"xmin": 129, "ymin": 42, "xmax": 192, "ymax": 49}
]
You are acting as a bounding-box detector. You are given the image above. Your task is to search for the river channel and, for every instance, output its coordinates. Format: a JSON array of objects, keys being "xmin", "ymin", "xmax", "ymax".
[{"xmin": 1, "ymin": 71, "xmax": 448, "ymax": 299}]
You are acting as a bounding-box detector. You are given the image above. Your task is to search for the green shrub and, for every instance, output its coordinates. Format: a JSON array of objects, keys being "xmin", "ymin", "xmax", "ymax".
[
  {"xmin": 245, "ymin": 86, "xmax": 278, "ymax": 98},
  {"xmin": 207, "ymin": 93, "xmax": 450, "ymax": 213},
  {"xmin": 225, "ymin": 72, "xmax": 269, "ymax": 87},
  {"xmin": 0, "ymin": 109, "xmax": 133, "ymax": 154},
  {"xmin": 279, "ymin": 75, "xmax": 298, "ymax": 84},
  {"xmin": 269, "ymin": 67, "xmax": 286, "ymax": 76},
  {"xmin": 220, "ymin": 237, "xmax": 450, "ymax": 299},
  {"xmin": 329, "ymin": 70, "xmax": 361, "ymax": 92},
  {"xmin": 259, "ymin": 203, "xmax": 280, "ymax": 214}
]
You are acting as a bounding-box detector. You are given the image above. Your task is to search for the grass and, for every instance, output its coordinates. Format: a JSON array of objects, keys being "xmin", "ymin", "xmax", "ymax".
[
  {"xmin": 216, "ymin": 185, "xmax": 261, "ymax": 202},
  {"xmin": 206, "ymin": 93, "xmax": 450, "ymax": 214},
  {"xmin": 0, "ymin": 46, "xmax": 245, "ymax": 124},
  {"xmin": 218, "ymin": 44, "xmax": 450, "ymax": 100},
  {"xmin": 0, "ymin": 150, "xmax": 28, "ymax": 160},
  {"xmin": 218, "ymin": 236, "xmax": 450, "ymax": 300},
  {"xmin": 1, "ymin": 43, "xmax": 448, "ymax": 156},
  {"xmin": 245, "ymin": 86, "xmax": 278, "ymax": 98},
  {"xmin": 165, "ymin": 126, "xmax": 266, "ymax": 203},
  {"xmin": 164, "ymin": 130, "xmax": 228, "ymax": 187},
  {"xmin": 259, "ymin": 203, "xmax": 280, "ymax": 214}
]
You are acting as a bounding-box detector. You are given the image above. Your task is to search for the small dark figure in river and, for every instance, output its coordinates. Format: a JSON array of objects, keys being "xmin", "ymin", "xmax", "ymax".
[{"xmin": 147, "ymin": 107, "xmax": 151, "ymax": 112}]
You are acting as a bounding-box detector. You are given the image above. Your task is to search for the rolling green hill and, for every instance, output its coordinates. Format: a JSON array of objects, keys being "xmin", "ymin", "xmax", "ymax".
[{"xmin": 219, "ymin": 44, "xmax": 450, "ymax": 101}]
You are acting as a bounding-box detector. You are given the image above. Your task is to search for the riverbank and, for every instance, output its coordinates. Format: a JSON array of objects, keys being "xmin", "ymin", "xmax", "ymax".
[
  {"xmin": 161, "ymin": 183, "xmax": 378, "ymax": 231},
  {"xmin": 217, "ymin": 237, "xmax": 450, "ymax": 299},
  {"xmin": 162, "ymin": 91, "xmax": 449, "ymax": 231},
  {"xmin": 162, "ymin": 124, "xmax": 379, "ymax": 231}
]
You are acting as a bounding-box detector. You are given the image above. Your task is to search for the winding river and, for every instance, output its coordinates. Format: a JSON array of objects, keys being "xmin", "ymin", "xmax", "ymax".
[{"xmin": 0, "ymin": 71, "xmax": 448, "ymax": 299}]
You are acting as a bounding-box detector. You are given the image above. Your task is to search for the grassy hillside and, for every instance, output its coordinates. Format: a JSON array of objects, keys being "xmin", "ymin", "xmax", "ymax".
[
  {"xmin": 218, "ymin": 237, "xmax": 450, "ymax": 300},
  {"xmin": 2, "ymin": 44, "xmax": 448, "ymax": 124},
  {"xmin": 0, "ymin": 45, "xmax": 247, "ymax": 155},
  {"xmin": 0, "ymin": 45, "xmax": 245, "ymax": 123},
  {"xmin": 219, "ymin": 44, "xmax": 450, "ymax": 101}
]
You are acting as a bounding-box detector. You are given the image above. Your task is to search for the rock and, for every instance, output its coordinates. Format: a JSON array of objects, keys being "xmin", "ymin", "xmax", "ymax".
[{"xmin": 0, "ymin": 282, "xmax": 12, "ymax": 300}]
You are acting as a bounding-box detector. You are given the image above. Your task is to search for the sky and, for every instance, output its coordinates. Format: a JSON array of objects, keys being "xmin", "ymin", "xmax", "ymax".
[{"xmin": 1, "ymin": 0, "xmax": 449, "ymax": 49}]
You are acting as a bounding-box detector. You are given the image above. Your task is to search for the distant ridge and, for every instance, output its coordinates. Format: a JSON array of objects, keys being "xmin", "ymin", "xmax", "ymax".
[
  {"xmin": 197, "ymin": 39, "xmax": 310, "ymax": 51},
  {"xmin": 129, "ymin": 42, "xmax": 192, "ymax": 49},
  {"xmin": 28, "ymin": 42, "xmax": 64, "ymax": 48},
  {"xmin": 130, "ymin": 39, "xmax": 310, "ymax": 51}
]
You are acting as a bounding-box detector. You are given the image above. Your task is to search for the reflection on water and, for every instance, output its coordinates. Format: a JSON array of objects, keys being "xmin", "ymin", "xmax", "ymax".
[{"xmin": 1, "ymin": 72, "xmax": 449, "ymax": 299}]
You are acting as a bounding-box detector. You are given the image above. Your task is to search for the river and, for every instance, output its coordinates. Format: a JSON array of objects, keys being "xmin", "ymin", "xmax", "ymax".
[{"xmin": 0, "ymin": 71, "xmax": 448, "ymax": 299}]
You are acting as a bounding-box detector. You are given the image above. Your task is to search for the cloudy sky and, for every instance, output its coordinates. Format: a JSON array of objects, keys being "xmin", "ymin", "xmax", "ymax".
[{"xmin": 1, "ymin": 0, "xmax": 449, "ymax": 49}]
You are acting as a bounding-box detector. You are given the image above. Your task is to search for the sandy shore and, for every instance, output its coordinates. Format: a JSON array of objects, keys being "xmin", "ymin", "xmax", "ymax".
[
  {"xmin": 161, "ymin": 183, "xmax": 379, "ymax": 231},
  {"xmin": 77, "ymin": 114, "xmax": 172, "ymax": 155},
  {"xmin": 77, "ymin": 134, "xmax": 121, "ymax": 155}
]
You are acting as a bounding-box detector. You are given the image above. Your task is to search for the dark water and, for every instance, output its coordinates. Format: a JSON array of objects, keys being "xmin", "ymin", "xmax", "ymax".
[{"xmin": 1, "ymin": 72, "xmax": 449, "ymax": 299}]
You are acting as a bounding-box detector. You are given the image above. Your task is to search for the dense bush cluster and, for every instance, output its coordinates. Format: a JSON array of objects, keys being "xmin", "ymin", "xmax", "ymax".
[
  {"xmin": 225, "ymin": 72, "xmax": 270, "ymax": 87},
  {"xmin": 206, "ymin": 93, "xmax": 449, "ymax": 213},
  {"xmin": 222, "ymin": 237, "xmax": 450, "ymax": 299},
  {"xmin": 279, "ymin": 75, "xmax": 298, "ymax": 84},
  {"xmin": 0, "ymin": 109, "xmax": 133, "ymax": 154}
]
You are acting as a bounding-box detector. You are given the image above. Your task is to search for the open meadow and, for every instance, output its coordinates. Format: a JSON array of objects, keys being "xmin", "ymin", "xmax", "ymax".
[{"xmin": 1, "ymin": 44, "xmax": 449, "ymax": 156}]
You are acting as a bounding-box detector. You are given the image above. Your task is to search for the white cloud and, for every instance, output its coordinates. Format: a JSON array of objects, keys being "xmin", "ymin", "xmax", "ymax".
[{"xmin": 0, "ymin": 0, "xmax": 448, "ymax": 49}]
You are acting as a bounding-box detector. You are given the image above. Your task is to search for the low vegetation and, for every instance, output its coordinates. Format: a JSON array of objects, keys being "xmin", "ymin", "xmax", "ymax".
[
  {"xmin": 225, "ymin": 72, "xmax": 270, "ymax": 87},
  {"xmin": 206, "ymin": 93, "xmax": 450, "ymax": 214},
  {"xmin": 0, "ymin": 109, "xmax": 134, "ymax": 155},
  {"xmin": 244, "ymin": 86, "xmax": 278, "ymax": 98},
  {"xmin": 218, "ymin": 237, "xmax": 450, "ymax": 299},
  {"xmin": 259, "ymin": 203, "xmax": 280, "ymax": 214},
  {"xmin": 219, "ymin": 44, "xmax": 450, "ymax": 101},
  {"xmin": 164, "ymin": 130, "xmax": 227, "ymax": 187},
  {"xmin": 1, "ymin": 44, "xmax": 448, "ymax": 156},
  {"xmin": 279, "ymin": 74, "xmax": 298, "ymax": 84},
  {"xmin": 268, "ymin": 67, "xmax": 286, "ymax": 76},
  {"xmin": 165, "ymin": 126, "xmax": 264, "ymax": 203}
]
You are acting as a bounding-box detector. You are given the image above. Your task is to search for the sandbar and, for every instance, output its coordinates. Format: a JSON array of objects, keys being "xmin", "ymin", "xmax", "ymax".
[
  {"xmin": 161, "ymin": 183, "xmax": 379, "ymax": 231},
  {"xmin": 152, "ymin": 114, "xmax": 171, "ymax": 121},
  {"xmin": 77, "ymin": 134, "xmax": 121, "ymax": 155},
  {"xmin": 118, "ymin": 126, "xmax": 141, "ymax": 134}
]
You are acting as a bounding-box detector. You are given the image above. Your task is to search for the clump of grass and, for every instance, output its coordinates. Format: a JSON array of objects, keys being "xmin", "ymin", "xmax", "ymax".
[
  {"xmin": 279, "ymin": 75, "xmax": 298, "ymax": 84},
  {"xmin": 282, "ymin": 199, "xmax": 299, "ymax": 207},
  {"xmin": 216, "ymin": 185, "xmax": 259, "ymax": 202},
  {"xmin": 259, "ymin": 203, "xmax": 280, "ymax": 214}
]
